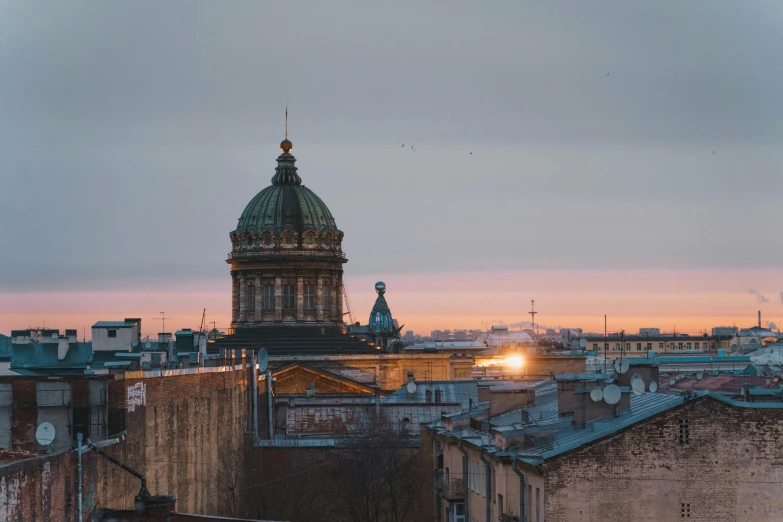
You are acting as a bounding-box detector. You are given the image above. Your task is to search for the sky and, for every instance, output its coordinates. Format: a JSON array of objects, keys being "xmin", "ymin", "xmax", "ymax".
[{"xmin": 1, "ymin": 1, "xmax": 782, "ymax": 338}]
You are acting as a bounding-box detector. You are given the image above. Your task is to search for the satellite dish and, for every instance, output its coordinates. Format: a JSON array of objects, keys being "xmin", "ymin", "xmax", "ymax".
[
  {"xmin": 603, "ymin": 384, "xmax": 621, "ymax": 405},
  {"xmin": 257, "ymin": 348, "xmax": 269, "ymax": 372},
  {"xmin": 630, "ymin": 373, "xmax": 642, "ymax": 384},
  {"xmin": 145, "ymin": 342, "xmax": 151, "ymax": 349},
  {"xmin": 614, "ymin": 359, "xmax": 629, "ymax": 374},
  {"xmin": 406, "ymin": 381, "xmax": 418, "ymax": 394},
  {"xmin": 631, "ymin": 378, "xmax": 645, "ymax": 396},
  {"xmin": 590, "ymin": 388, "xmax": 603, "ymax": 402},
  {"xmin": 51, "ymin": 332, "xmax": 58, "ymax": 340},
  {"xmin": 132, "ymin": 339, "xmax": 139, "ymax": 348},
  {"xmin": 36, "ymin": 422, "xmax": 56, "ymax": 446},
  {"xmin": 649, "ymin": 381, "xmax": 658, "ymax": 393},
  {"xmin": 579, "ymin": 338, "xmax": 588, "ymax": 349}
]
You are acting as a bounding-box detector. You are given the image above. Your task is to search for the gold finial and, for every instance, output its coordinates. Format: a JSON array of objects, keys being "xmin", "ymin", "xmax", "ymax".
[{"xmin": 280, "ymin": 106, "xmax": 293, "ymax": 152}]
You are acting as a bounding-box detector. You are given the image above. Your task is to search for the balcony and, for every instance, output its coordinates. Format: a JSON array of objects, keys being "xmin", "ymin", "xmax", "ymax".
[{"xmin": 440, "ymin": 477, "xmax": 464, "ymax": 501}]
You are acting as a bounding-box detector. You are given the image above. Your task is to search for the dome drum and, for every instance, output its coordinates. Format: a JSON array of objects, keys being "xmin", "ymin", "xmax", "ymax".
[{"xmin": 228, "ymin": 142, "xmax": 346, "ymax": 330}]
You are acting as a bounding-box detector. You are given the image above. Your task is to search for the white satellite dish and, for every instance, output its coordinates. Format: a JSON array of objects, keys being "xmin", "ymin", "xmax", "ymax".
[
  {"xmin": 51, "ymin": 332, "xmax": 58, "ymax": 340},
  {"xmin": 614, "ymin": 359, "xmax": 629, "ymax": 374},
  {"xmin": 257, "ymin": 348, "xmax": 269, "ymax": 372},
  {"xmin": 630, "ymin": 373, "xmax": 642, "ymax": 384},
  {"xmin": 590, "ymin": 388, "xmax": 603, "ymax": 402},
  {"xmin": 649, "ymin": 381, "xmax": 658, "ymax": 393},
  {"xmin": 631, "ymin": 378, "xmax": 645, "ymax": 396},
  {"xmin": 145, "ymin": 342, "xmax": 151, "ymax": 349},
  {"xmin": 406, "ymin": 381, "xmax": 418, "ymax": 394},
  {"xmin": 36, "ymin": 422, "xmax": 56, "ymax": 446},
  {"xmin": 603, "ymin": 384, "xmax": 621, "ymax": 405},
  {"xmin": 579, "ymin": 338, "xmax": 588, "ymax": 349}
]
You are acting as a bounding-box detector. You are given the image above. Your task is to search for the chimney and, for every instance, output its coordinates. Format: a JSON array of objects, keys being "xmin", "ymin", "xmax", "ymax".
[
  {"xmin": 407, "ymin": 372, "xmax": 414, "ymax": 383},
  {"xmin": 478, "ymin": 385, "xmax": 536, "ymax": 416},
  {"xmin": 759, "ymin": 310, "xmax": 762, "ymax": 328},
  {"xmin": 57, "ymin": 338, "xmax": 70, "ymax": 360}
]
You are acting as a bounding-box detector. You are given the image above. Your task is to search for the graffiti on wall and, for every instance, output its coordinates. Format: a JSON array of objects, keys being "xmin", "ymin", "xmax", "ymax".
[{"xmin": 127, "ymin": 382, "xmax": 146, "ymax": 412}]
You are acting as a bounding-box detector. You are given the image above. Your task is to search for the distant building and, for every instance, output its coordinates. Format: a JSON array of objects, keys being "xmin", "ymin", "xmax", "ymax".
[
  {"xmin": 584, "ymin": 332, "xmax": 730, "ymax": 355},
  {"xmin": 638, "ymin": 327, "xmax": 661, "ymax": 336},
  {"xmin": 425, "ymin": 374, "xmax": 783, "ymax": 522},
  {"xmin": 486, "ymin": 326, "xmax": 533, "ymax": 350},
  {"xmin": 712, "ymin": 326, "xmax": 739, "ymax": 337}
]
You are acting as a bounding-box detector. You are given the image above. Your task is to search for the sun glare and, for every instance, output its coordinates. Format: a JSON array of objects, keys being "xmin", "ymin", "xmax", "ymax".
[{"xmin": 504, "ymin": 355, "xmax": 524, "ymax": 368}]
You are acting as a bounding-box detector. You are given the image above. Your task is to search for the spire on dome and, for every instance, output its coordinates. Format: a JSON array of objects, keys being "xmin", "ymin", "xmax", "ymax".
[{"xmin": 272, "ymin": 107, "xmax": 300, "ymax": 185}]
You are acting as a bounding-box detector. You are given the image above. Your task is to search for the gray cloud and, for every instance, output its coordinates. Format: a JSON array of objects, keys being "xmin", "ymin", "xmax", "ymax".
[
  {"xmin": 767, "ymin": 321, "xmax": 778, "ymax": 331},
  {"xmin": 1, "ymin": 1, "xmax": 782, "ymax": 291},
  {"xmin": 749, "ymin": 289, "xmax": 770, "ymax": 304}
]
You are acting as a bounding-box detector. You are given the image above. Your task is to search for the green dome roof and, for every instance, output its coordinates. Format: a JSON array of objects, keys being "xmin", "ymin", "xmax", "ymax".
[{"xmin": 230, "ymin": 146, "xmax": 343, "ymax": 252}]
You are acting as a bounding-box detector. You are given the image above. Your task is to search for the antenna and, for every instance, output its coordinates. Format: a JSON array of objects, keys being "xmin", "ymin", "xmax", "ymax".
[
  {"xmin": 631, "ymin": 376, "xmax": 645, "ymax": 396},
  {"xmin": 579, "ymin": 338, "xmax": 588, "ymax": 350},
  {"xmin": 51, "ymin": 332, "xmax": 58, "ymax": 340},
  {"xmin": 160, "ymin": 312, "xmax": 165, "ymax": 334},
  {"xmin": 614, "ymin": 358, "xmax": 629, "ymax": 375},
  {"xmin": 590, "ymin": 387, "xmax": 603, "ymax": 402},
  {"xmin": 529, "ymin": 300, "xmax": 538, "ymax": 338},
  {"xmin": 406, "ymin": 381, "xmax": 418, "ymax": 395},
  {"xmin": 285, "ymin": 106, "xmax": 289, "ymax": 140},
  {"xmin": 36, "ymin": 422, "xmax": 56, "ymax": 446},
  {"xmin": 649, "ymin": 381, "xmax": 658, "ymax": 393}
]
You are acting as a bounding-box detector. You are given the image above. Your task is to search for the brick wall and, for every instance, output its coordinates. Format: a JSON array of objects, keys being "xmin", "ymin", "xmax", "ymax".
[
  {"xmin": 542, "ymin": 396, "xmax": 783, "ymax": 522},
  {"xmin": 0, "ymin": 365, "xmax": 256, "ymax": 521}
]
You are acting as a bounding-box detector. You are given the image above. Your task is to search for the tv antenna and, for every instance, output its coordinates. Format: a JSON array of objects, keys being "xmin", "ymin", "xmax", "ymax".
[
  {"xmin": 257, "ymin": 347, "xmax": 269, "ymax": 372},
  {"xmin": 590, "ymin": 387, "xmax": 604, "ymax": 402},
  {"xmin": 603, "ymin": 384, "xmax": 621, "ymax": 405},
  {"xmin": 529, "ymin": 300, "xmax": 538, "ymax": 337}
]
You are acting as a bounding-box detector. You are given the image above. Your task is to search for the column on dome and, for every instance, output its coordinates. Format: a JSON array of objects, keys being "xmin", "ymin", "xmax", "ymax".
[
  {"xmin": 254, "ymin": 275, "xmax": 262, "ymax": 319},
  {"xmin": 296, "ymin": 271, "xmax": 304, "ymax": 321},
  {"xmin": 336, "ymin": 271, "xmax": 344, "ymax": 324},
  {"xmin": 274, "ymin": 272, "xmax": 283, "ymax": 322},
  {"xmin": 238, "ymin": 274, "xmax": 247, "ymax": 323},
  {"xmin": 231, "ymin": 273, "xmax": 240, "ymax": 324},
  {"xmin": 316, "ymin": 271, "xmax": 324, "ymax": 322},
  {"xmin": 329, "ymin": 271, "xmax": 338, "ymax": 323}
]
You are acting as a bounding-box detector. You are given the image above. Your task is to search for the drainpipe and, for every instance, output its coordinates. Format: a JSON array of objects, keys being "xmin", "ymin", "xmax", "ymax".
[
  {"xmin": 479, "ymin": 451, "xmax": 491, "ymax": 522},
  {"xmin": 265, "ymin": 370, "xmax": 274, "ymax": 439},
  {"xmin": 512, "ymin": 459, "xmax": 527, "ymax": 522},
  {"xmin": 77, "ymin": 433, "xmax": 83, "ymax": 522},
  {"xmin": 251, "ymin": 357, "xmax": 259, "ymax": 441},
  {"xmin": 457, "ymin": 440, "xmax": 469, "ymax": 515}
]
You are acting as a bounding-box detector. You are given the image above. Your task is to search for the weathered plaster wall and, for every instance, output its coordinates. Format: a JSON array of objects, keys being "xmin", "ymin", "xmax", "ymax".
[
  {"xmin": 0, "ymin": 366, "xmax": 255, "ymax": 521},
  {"xmin": 542, "ymin": 397, "xmax": 783, "ymax": 522}
]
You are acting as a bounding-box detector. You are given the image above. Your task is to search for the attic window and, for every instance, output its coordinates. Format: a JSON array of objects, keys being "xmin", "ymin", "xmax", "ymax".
[
  {"xmin": 680, "ymin": 503, "xmax": 691, "ymax": 518},
  {"xmin": 108, "ymin": 330, "xmax": 117, "ymax": 338},
  {"xmin": 679, "ymin": 419, "xmax": 690, "ymax": 444}
]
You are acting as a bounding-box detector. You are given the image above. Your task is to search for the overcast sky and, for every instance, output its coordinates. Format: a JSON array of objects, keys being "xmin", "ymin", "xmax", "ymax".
[{"xmin": 1, "ymin": 1, "xmax": 781, "ymax": 333}]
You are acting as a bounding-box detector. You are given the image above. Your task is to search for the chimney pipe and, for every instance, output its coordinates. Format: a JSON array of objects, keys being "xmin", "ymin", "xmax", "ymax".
[{"xmin": 759, "ymin": 310, "xmax": 762, "ymax": 328}]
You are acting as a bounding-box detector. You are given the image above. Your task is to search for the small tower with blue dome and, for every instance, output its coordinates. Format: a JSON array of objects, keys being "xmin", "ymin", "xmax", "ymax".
[{"xmin": 367, "ymin": 281, "xmax": 403, "ymax": 352}]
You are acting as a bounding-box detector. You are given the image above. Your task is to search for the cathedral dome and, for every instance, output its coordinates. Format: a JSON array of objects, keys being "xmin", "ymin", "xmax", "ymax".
[{"xmin": 230, "ymin": 144, "xmax": 343, "ymax": 252}]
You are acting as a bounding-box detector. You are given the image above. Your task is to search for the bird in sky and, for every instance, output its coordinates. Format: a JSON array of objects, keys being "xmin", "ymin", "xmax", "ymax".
[
  {"xmin": 605, "ymin": 72, "xmax": 609, "ymax": 76},
  {"xmin": 470, "ymin": 152, "xmax": 473, "ymax": 155},
  {"xmin": 712, "ymin": 151, "xmax": 715, "ymax": 155},
  {"xmin": 401, "ymin": 144, "xmax": 404, "ymax": 147}
]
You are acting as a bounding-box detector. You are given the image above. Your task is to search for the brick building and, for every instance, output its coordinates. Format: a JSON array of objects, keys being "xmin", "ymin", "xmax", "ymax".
[{"xmin": 424, "ymin": 374, "xmax": 783, "ymax": 522}]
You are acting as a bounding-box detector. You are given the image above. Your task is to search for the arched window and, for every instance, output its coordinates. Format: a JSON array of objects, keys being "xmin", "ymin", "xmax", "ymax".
[
  {"xmin": 304, "ymin": 283, "xmax": 315, "ymax": 309},
  {"xmin": 263, "ymin": 283, "xmax": 275, "ymax": 310},
  {"xmin": 246, "ymin": 284, "xmax": 256, "ymax": 311}
]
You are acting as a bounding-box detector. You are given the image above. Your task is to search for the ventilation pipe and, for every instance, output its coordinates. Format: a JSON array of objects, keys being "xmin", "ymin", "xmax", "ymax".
[
  {"xmin": 457, "ymin": 440, "xmax": 469, "ymax": 515},
  {"xmin": 251, "ymin": 357, "xmax": 259, "ymax": 441},
  {"xmin": 266, "ymin": 370, "xmax": 274, "ymax": 439},
  {"xmin": 480, "ymin": 451, "xmax": 492, "ymax": 522},
  {"xmin": 512, "ymin": 459, "xmax": 527, "ymax": 522}
]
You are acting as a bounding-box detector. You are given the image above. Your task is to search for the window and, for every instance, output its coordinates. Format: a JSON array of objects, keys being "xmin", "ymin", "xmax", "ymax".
[
  {"xmin": 659, "ymin": 342, "xmax": 664, "ymax": 349},
  {"xmin": 498, "ymin": 494, "xmax": 504, "ymax": 517},
  {"xmin": 468, "ymin": 460, "xmax": 473, "ymax": 491},
  {"xmin": 615, "ymin": 343, "xmax": 620, "ymax": 351},
  {"xmin": 679, "ymin": 418, "xmax": 690, "ymax": 444},
  {"xmin": 536, "ymin": 488, "xmax": 541, "ymax": 521},
  {"xmin": 686, "ymin": 342, "xmax": 691, "ymax": 350},
  {"xmin": 681, "ymin": 502, "xmax": 691, "ymax": 518},
  {"xmin": 481, "ymin": 463, "xmax": 485, "ymax": 497},
  {"xmin": 323, "ymin": 290, "xmax": 331, "ymax": 310},
  {"xmin": 283, "ymin": 284, "xmax": 296, "ymax": 309},
  {"xmin": 527, "ymin": 485, "xmax": 532, "ymax": 520},
  {"xmin": 646, "ymin": 343, "xmax": 652, "ymax": 350},
  {"xmin": 107, "ymin": 330, "xmax": 117, "ymax": 338},
  {"xmin": 263, "ymin": 283, "xmax": 275, "ymax": 310},
  {"xmin": 625, "ymin": 343, "xmax": 631, "ymax": 351},
  {"xmin": 304, "ymin": 283, "xmax": 315, "ymax": 309},
  {"xmin": 246, "ymin": 284, "xmax": 256, "ymax": 311},
  {"xmin": 636, "ymin": 343, "xmax": 642, "ymax": 351}
]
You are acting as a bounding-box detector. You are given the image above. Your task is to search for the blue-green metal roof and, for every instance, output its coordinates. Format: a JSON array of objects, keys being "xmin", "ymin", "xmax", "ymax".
[
  {"xmin": 93, "ymin": 321, "xmax": 136, "ymax": 328},
  {"xmin": 0, "ymin": 335, "xmax": 12, "ymax": 361},
  {"xmin": 10, "ymin": 342, "xmax": 93, "ymax": 369}
]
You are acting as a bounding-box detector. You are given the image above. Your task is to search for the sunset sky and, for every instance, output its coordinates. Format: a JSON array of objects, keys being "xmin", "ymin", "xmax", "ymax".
[{"xmin": 1, "ymin": 1, "xmax": 782, "ymax": 338}]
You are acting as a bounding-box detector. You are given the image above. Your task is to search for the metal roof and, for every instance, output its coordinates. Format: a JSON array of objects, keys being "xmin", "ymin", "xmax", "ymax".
[
  {"xmin": 92, "ymin": 321, "xmax": 137, "ymax": 328},
  {"xmin": 10, "ymin": 342, "xmax": 93, "ymax": 369}
]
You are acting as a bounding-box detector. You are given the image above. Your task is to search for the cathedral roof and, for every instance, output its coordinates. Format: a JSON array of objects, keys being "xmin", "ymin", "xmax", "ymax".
[{"xmin": 231, "ymin": 141, "xmax": 343, "ymax": 249}]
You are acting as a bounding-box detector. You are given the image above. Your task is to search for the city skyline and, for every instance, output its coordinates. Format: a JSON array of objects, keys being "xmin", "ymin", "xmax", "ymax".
[{"xmin": 1, "ymin": 1, "xmax": 781, "ymax": 337}]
